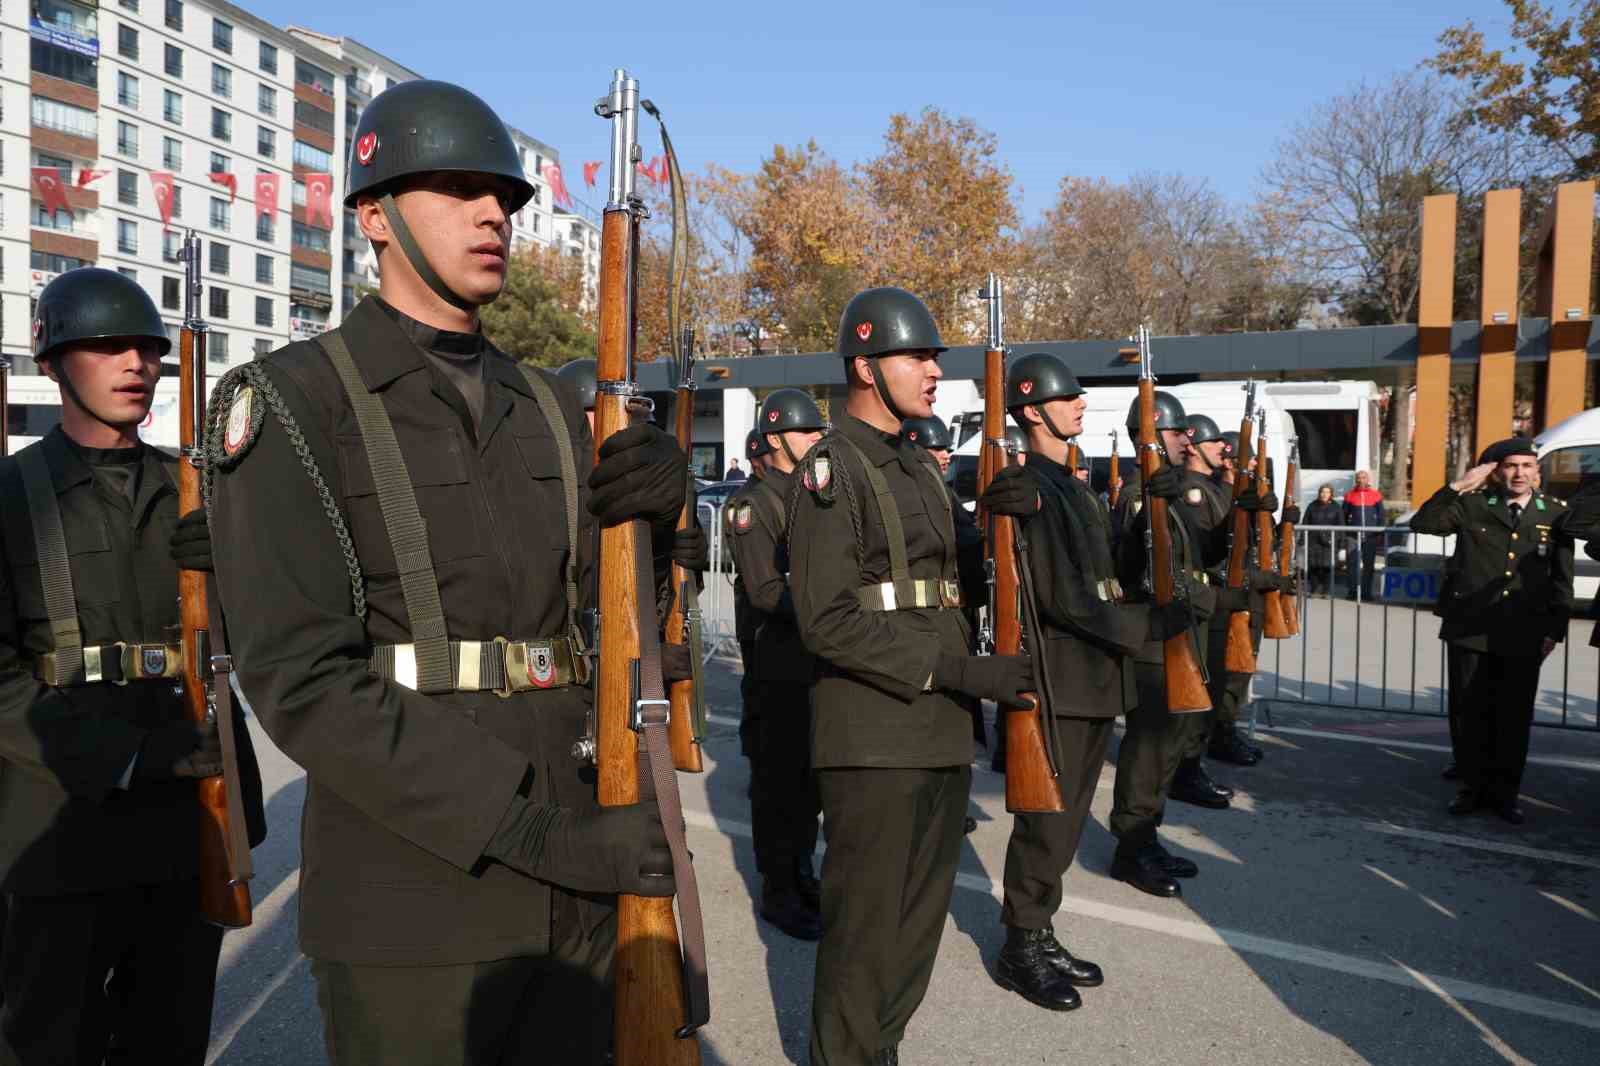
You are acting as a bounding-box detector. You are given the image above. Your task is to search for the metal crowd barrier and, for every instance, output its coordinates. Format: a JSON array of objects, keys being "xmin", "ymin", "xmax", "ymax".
[
  {"xmin": 1255, "ymin": 524, "xmax": 1598, "ymax": 731},
  {"xmin": 696, "ymin": 499, "xmax": 741, "ymax": 662}
]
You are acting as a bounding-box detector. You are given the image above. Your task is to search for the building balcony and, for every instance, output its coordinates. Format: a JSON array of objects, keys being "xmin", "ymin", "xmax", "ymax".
[
  {"xmin": 289, "ymin": 286, "xmax": 332, "ymax": 310},
  {"xmin": 31, "ymin": 71, "xmax": 96, "ymax": 111},
  {"xmin": 294, "ymin": 81, "xmax": 335, "ymax": 112},
  {"xmin": 291, "ymin": 245, "xmax": 331, "ymax": 271},
  {"xmin": 294, "ymin": 123, "xmax": 334, "ymax": 154},
  {"xmin": 30, "ymin": 122, "xmax": 97, "ymax": 161},
  {"xmin": 31, "ymin": 229, "xmax": 97, "ymax": 263}
]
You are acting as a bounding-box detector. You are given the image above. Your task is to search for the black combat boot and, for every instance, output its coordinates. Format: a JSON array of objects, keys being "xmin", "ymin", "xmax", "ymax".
[
  {"xmin": 760, "ymin": 876, "xmax": 822, "ymax": 941},
  {"xmin": 872, "ymin": 1047, "xmax": 899, "ymax": 1065},
  {"xmin": 1154, "ymin": 841, "xmax": 1198, "ymax": 879},
  {"xmin": 994, "ymin": 927, "xmax": 1083, "ymax": 1010},
  {"xmin": 1110, "ymin": 844, "xmax": 1181, "ymax": 898},
  {"xmin": 1208, "ymin": 722, "xmax": 1262, "ymax": 766},
  {"xmin": 1170, "ymin": 756, "xmax": 1231, "ymax": 809},
  {"xmin": 1032, "ymin": 927, "xmax": 1104, "ymax": 987}
]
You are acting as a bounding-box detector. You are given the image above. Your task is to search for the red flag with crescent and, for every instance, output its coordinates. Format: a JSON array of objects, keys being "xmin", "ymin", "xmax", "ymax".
[
  {"xmin": 541, "ymin": 162, "xmax": 574, "ymax": 210},
  {"xmin": 76, "ymin": 169, "xmax": 108, "ymax": 188},
  {"xmin": 31, "ymin": 168, "xmax": 71, "ymax": 216},
  {"xmin": 208, "ymin": 171, "xmax": 238, "ymax": 203},
  {"xmin": 254, "ymin": 172, "xmax": 280, "ymax": 220},
  {"xmin": 583, "ymin": 160, "xmax": 602, "ymax": 189},
  {"xmin": 150, "ymin": 171, "xmax": 176, "ymax": 227},
  {"xmin": 305, "ymin": 173, "xmax": 334, "ymax": 228}
]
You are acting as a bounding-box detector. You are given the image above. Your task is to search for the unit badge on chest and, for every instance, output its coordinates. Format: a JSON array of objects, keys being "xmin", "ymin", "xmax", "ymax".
[
  {"xmin": 527, "ymin": 644, "xmax": 556, "ymax": 689},
  {"xmin": 142, "ymin": 646, "xmax": 168, "ymax": 677},
  {"xmin": 223, "ymin": 385, "xmax": 257, "ymax": 459},
  {"xmin": 804, "ymin": 456, "xmax": 831, "ymax": 492},
  {"xmin": 733, "ymin": 503, "xmax": 754, "ymax": 533},
  {"xmin": 1185, "ymin": 486, "xmax": 1204, "ymax": 506}
]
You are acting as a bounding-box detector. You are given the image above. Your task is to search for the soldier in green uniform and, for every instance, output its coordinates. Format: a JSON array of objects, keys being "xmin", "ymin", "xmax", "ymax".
[
  {"xmin": 0, "ymin": 269, "xmax": 265, "ymax": 1062},
  {"xmin": 206, "ymin": 81, "xmax": 688, "ymax": 1061},
  {"xmin": 726, "ymin": 389, "xmax": 827, "ymax": 940},
  {"xmin": 1108, "ymin": 392, "xmax": 1260, "ymax": 897},
  {"xmin": 979, "ymin": 353, "xmax": 1192, "ymax": 1011},
  {"xmin": 1411, "ymin": 438, "xmax": 1574, "ymax": 825},
  {"xmin": 790, "ymin": 287, "xmax": 1028, "ymax": 1066}
]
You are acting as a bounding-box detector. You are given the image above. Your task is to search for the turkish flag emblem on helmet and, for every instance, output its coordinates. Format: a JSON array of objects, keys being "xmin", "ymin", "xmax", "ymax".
[
  {"xmin": 768, "ymin": 410, "xmax": 779, "ymax": 422},
  {"xmin": 1019, "ymin": 380, "xmax": 1033, "ymax": 395},
  {"xmin": 855, "ymin": 322, "xmax": 872, "ymax": 342},
  {"xmin": 356, "ymin": 133, "xmax": 379, "ymax": 167}
]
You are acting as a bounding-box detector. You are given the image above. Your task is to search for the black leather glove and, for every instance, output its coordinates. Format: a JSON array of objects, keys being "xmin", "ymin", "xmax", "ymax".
[
  {"xmin": 979, "ymin": 466, "xmax": 1039, "ymax": 517},
  {"xmin": 170, "ymin": 509, "xmax": 213, "ymax": 573},
  {"xmin": 1249, "ymin": 568, "xmax": 1281, "ymax": 592},
  {"xmin": 672, "ymin": 527, "xmax": 709, "ymax": 573},
  {"xmin": 1146, "ymin": 600, "xmax": 1194, "ymax": 641},
  {"xmin": 1282, "ymin": 503, "xmax": 1302, "ymax": 525},
  {"xmin": 136, "ymin": 720, "xmax": 219, "ymax": 781},
  {"xmin": 1145, "ymin": 465, "xmax": 1185, "ymax": 500},
  {"xmin": 588, "ymin": 425, "xmax": 688, "ymax": 528},
  {"xmin": 1239, "ymin": 489, "xmax": 1279, "ymax": 513},
  {"xmin": 933, "ymin": 653, "xmax": 1033, "ymax": 709},
  {"xmin": 1216, "ymin": 585, "xmax": 1251, "ymax": 612},
  {"xmin": 486, "ymin": 797, "xmax": 675, "ymax": 898},
  {"xmin": 660, "ymin": 641, "xmax": 693, "ymax": 684}
]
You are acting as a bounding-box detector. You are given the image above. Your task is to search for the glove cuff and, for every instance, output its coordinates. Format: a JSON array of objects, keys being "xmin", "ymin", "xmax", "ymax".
[{"xmin": 932, "ymin": 653, "xmax": 968, "ymax": 693}]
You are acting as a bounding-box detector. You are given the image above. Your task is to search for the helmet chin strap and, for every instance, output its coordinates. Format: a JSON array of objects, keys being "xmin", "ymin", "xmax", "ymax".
[
  {"xmin": 777, "ymin": 432, "xmax": 802, "ymax": 469},
  {"xmin": 1036, "ymin": 405, "xmax": 1074, "ymax": 443},
  {"xmin": 864, "ymin": 357, "xmax": 908, "ymax": 423},
  {"xmin": 380, "ymin": 193, "xmax": 477, "ymax": 314}
]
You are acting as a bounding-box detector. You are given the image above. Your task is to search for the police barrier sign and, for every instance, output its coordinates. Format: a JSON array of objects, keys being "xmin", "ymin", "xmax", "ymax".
[{"xmin": 1380, "ymin": 567, "xmax": 1441, "ymax": 605}]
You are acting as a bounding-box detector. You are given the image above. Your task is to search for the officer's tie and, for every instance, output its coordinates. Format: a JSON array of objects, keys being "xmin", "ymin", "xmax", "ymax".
[{"xmin": 1509, "ymin": 502, "xmax": 1523, "ymax": 525}]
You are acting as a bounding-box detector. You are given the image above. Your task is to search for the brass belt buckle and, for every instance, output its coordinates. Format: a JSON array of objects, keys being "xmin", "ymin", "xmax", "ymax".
[{"xmin": 493, "ymin": 635, "xmax": 517, "ymax": 699}]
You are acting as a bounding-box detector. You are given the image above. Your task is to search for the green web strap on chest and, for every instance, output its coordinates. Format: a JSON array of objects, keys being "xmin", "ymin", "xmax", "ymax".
[
  {"xmin": 515, "ymin": 365, "xmax": 581, "ymax": 644},
  {"xmin": 17, "ymin": 447, "xmax": 82, "ymax": 680}
]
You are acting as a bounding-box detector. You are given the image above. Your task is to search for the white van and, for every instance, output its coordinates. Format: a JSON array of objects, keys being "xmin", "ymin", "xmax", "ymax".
[
  {"xmin": 1262, "ymin": 381, "xmax": 1383, "ymax": 507},
  {"xmin": 2, "ymin": 373, "xmax": 182, "ymax": 454},
  {"xmin": 1536, "ymin": 407, "xmax": 1600, "ymax": 604}
]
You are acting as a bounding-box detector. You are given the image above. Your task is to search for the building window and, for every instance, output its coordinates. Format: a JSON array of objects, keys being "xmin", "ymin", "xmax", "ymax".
[
  {"xmin": 163, "ymin": 137, "xmax": 182, "ymax": 170},
  {"xmin": 162, "ymin": 230, "xmax": 182, "ymax": 262},
  {"xmin": 210, "ymin": 197, "xmax": 229, "ymax": 232},
  {"xmin": 291, "ymin": 262, "xmax": 331, "ymax": 295},
  {"xmin": 170, "ymin": 185, "xmax": 183, "ymax": 219},
  {"xmin": 117, "ymin": 121, "xmax": 139, "ymax": 158},
  {"xmin": 258, "ymin": 84, "xmax": 276, "ymax": 117},
  {"xmin": 212, "ymin": 64, "xmax": 231, "ymax": 99},
  {"xmin": 209, "ymin": 331, "xmax": 229, "ymax": 365},
  {"xmin": 254, "ymin": 337, "xmax": 272, "ymax": 356},
  {"xmin": 213, "ymin": 19, "xmax": 233, "ymax": 53},
  {"xmin": 30, "ymin": 37, "xmax": 99, "ymax": 88},
  {"xmin": 295, "ymin": 59, "xmax": 335, "ymax": 96},
  {"xmin": 342, "ymin": 249, "xmax": 355, "ymax": 275},
  {"xmin": 163, "ymin": 89, "xmax": 182, "ymax": 124},
  {"xmin": 118, "ymin": 268, "xmax": 139, "ymax": 283},
  {"xmin": 292, "ymin": 221, "xmax": 330, "ymax": 254},
  {"xmin": 32, "ymin": 251, "xmax": 90, "ymax": 273},
  {"xmin": 212, "ymin": 109, "xmax": 232, "ymax": 142},
  {"xmin": 165, "ymin": 43, "xmax": 183, "ymax": 77},
  {"xmin": 209, "ymin": 286, "xmax": 229, "ymax": 319},
  {"xmin": 292, "ymin": 140, "xmax": 332, "ymax": 171},
  {"xmin": 165, "ymin": 0, "xmax": 183, "ymax": 30},
  {"xmin": 209, "ymin": 241, "xmax": 230, "ymax": 275},
  {"xmin": 117, "ymin": 169, "xmax": 137, "ymax": 206},
  {"xmin": 119, "ymin": 0, "xmax": 139, "ymax": 10},
  {"xmin": 32, "ymin": 204, "xmax": 77, "ymax": 232},
  {"xmin": 210, "ymin": 152, "xmax": 231, "ymax": 174},
  {"xmin": 293, "ymin": 101, "xmax": 334, "ymax": 135},
  {"xmin": 117, "ymin": 71, "xmax": 139, "ymax": 108},
  {"xmin": 255, "ymin": 296, "xmax": 273, "ymax": 327},
  {"xmin": 117, "ymin": 218, "xmax": 138, "ymax": 254},
  {"xmin": 257, "ymin": 127, "xmax": 275, "ymax": 159},
  {"xmin": 117, "ymin": 24, "xmax": 139, "ymax": 61},
  {"xmin": 162, "ymin": 276, "xmax": 180, "ymax": 310},
  {"xmin": 259, "ymin": 41, "xmax": 278, "ymax": 75},
  {"xmin": 255, "ymin": 253, "xmax": 273, "ymax": 283},
  {"xmin": 31, "ymin": 97, "xmax": 97, "ymax": 140}
]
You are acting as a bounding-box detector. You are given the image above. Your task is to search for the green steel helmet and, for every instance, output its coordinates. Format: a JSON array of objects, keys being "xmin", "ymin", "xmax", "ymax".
[
  {"xmin": 1125, "ymin": 390, "xmax": 1187, "ymax": 436},
  {"xmin": 555, "ymin": 358, "xmax": 596, "ymax": 412},
  {"xmin": 1004, "ymin": 352, "xmax": 1083, "ymax": 411},
  {"xmin": 1005, "ymin": 423, "xmax": 1031, "ymax": 455},
  {"xmin": 745, "ymin": 428, "xmax": 774, "ymax": 460},
  {"xmin": 344, "ymin": 79, "xmax": 534, "ymax": 211},
  {"xmin": 1185, "ymin": 413, "xmax": 1224, "ymax": 444},
  {"xmin": 757, "ymin": 388, "xmax": 826, "ymax": 434},
  {"xmin": 33, "ymin": 267, "xmax": 170, "ymax": 360},
  {"xmin": 836, "ymin": 287, "xmax": 946, "ymax": 362},
  {"xmin": 1220, "ymin": 430, "xmax": 1240, "ymax": 459},
  {"xmin": 899, "ymin": 415, "xmax": 954, "ymax": 451}
]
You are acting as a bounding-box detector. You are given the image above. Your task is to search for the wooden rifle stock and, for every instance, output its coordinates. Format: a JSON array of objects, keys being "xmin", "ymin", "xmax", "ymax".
[
  {"xmin": 664, "ymin": 330, "xmax": 703, "ymax": 773},
  {"xmin": 1278, "ymin": 443, "xmax": 1301, "ymax": 635},
  {"xmin": 1108, "ymin": 430, "xmax": 1121, "ymax": 510},
  {"xmin": 1135, "ymin": 330, "xmax": 1209, "ymax": 714},
  {"xmin": 594, "ymin": 72, "xmax": 702, "ymax": 1066},
  {"xmin": 178, "ymin": 233, "xmax": 252, "ymax": 928},
  {"xmin": 1255, "ymin": 420, "xmax": 1291, "ymax": 640},
  {"xmin": 1222, "ymin": 395, "xmax": 1258, "ymax": 675},
  {"xmin": 977, "ymin": 275, "xmax": 1063, "ymax": 814}
]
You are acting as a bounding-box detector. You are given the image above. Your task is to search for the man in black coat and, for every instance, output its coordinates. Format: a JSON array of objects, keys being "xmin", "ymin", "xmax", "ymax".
[
  {"xmin": 1411, "ymin": 438, "xmax": 1574, "ymax": 825},
  {"xmin": 980, "ymin": 353, "xmax": 1191, "ymax": 1012},
  {"xmin": 0, "ymin": 268, "xmax": 265, "ymax": 1063}
]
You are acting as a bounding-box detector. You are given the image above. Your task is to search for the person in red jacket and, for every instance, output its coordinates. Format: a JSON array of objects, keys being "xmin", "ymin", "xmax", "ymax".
[{"xmin": 1342, "ymin": 471, "xmax": 1385, "ymax": 600}]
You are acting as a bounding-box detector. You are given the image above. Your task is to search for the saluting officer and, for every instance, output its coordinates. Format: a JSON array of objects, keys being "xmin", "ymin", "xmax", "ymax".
[
  {"xmin": 979, "ymin": 354, "xmax": 1193, "ymax": 1012},
  {"xmin": 1411, "ymin": 438, "xmax": 1574, "ymax": 826},
  {"xmin": 726, "ymin": 390, "xmax": 827, "ymax": 940},
  {"xmin": 789, "ymin": 287, "xmax": 1028, "ymax": 1066},
  {"xmin": 1108, "ymin": 392, "xmax": 1250, "ymax": 898},
  {"xmin": 0, "ymin": 269, "xmax": 265, "ymax": 1062},
  {"xmin": 207, "ymin": 81, "xmax": 687, "ymax": 1060}
]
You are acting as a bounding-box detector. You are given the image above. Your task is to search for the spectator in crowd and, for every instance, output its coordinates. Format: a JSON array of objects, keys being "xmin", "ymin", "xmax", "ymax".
[
  {"xmin": 1342, "ymin": 470, "xmax": 1385, "ymax": 600},
  {"xmin": 1304, "ymin": 484, "xmax": 1343, "ymax": 596},
  {"xmin": 725, "ymin": 457, "xmax": 747, "ymax": 482}
]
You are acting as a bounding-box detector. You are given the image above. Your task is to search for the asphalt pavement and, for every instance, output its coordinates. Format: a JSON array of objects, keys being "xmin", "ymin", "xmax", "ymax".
[{"xmin": 206, "ymin": 653, "xmax": 1600, "ymax": 1066}]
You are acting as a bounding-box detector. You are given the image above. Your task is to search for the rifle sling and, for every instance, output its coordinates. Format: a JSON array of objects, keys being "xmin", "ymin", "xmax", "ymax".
[
  {"xmin": 514, "ymin": 365, "xmax": 582, "ymax": 649},
  {"xmin": 206, "ymin": 574, "xmax": 255, "ymax": 886},
  {"xmin": 17, "ymin": 447, "xmax": 83, "ymax": 681}
]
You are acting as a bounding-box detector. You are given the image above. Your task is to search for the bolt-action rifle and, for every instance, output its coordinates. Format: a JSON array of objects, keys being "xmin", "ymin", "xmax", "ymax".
[
  {"xmin": 1277, "ymin": 439, "xmax": 1301, "ymax": 635},
  {"xmin": 178, "ymin": 230, "xmax": 254, "ymax": 927},
  {"xmin": 1222, "ymin": 383, "xmax": 1259, "ymax": 674},
  {"xmin": 592, "ymin": 69, "xmax": 707, "ymax": 1064},
  {"xmin": 976, "ymin": 273, "xmax": 1064, "ymax": 814},
  {"xmin": 664, "ymin": 326, "xmax": 706, "ymax": 773},
  {"xmin": 1255, "ymin": 409, "xmax": 1291, "ymax": 640},
  {"xmin": 1108, "ymin": 429, "xmax": 1121, "ymax": 510},
  {"xmin": 1135, "ymin": 326, "xmax": 1211, "ymax": 713}
]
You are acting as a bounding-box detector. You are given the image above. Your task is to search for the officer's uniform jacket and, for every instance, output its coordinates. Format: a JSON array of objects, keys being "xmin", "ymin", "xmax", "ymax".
[
  {"xmin": 209, "ymin": 297, "xmax": 597, "ymax": 966},
  {"xmin": 0, "ymin": 428, "xmax": 265, "ymax": 894},
  {"xmin": 1113, "ymin": 466, "xmax": 1226, "ymax": 666},
  {"xmin": 788, "ymin": 412, "xmax": 978, "ymax": 769},
  {"xmin": 726, "ymin": 467, "xmax": 813, "ymax": 684},
  {"xmin": 1411, "ymin": 485, "xmax": 1574, "ymax": 658},
  {"xmin": 1019, "ymin": 455, "xmax": 1142, "ymax": 719}
]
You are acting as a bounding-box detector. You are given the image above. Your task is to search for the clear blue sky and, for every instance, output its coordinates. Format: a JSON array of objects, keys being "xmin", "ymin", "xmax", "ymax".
[{"xmin": 252, "ymin": 0, "xmax": 1521, "ymax": 220}]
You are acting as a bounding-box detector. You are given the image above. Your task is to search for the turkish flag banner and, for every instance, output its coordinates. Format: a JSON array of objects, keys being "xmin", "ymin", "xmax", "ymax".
[
  {"xmin": 31, "ymin": 167, "xmax": 71, "ymax": 216},
  {"xmin": 150, "ymin": 171, "xmax": 176, "ymax": 227},
  {"xmin": 583, "ymin": 160, "xmax": 602, "ymax": 189},
  {"xmin": 208, "ymin": 171, "xmax": 238, "ymax": 203},
  {"xmin": 304, "ymin": 173, "xmax": 334, "ymax": 228},
  {"xmin": 541, "ymin": 162, "xmax": 574, "ymax": 210},
  {"xmin": 76, "ymin": 169, "xmax": 108, "ymax": 188},
  {"xmin": 254, "ymin": 172, "xmax": 280, "ymax": 220}
]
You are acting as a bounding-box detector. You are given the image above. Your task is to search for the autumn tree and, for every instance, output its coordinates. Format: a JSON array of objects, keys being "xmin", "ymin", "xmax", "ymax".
[
  {"xmin": 1431, "ymin": 0, "xmax": 1600, "ymax": 180},
  {"xmin": 480, "ymin": 244, "xmax": 596, "ymax": 367}
]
